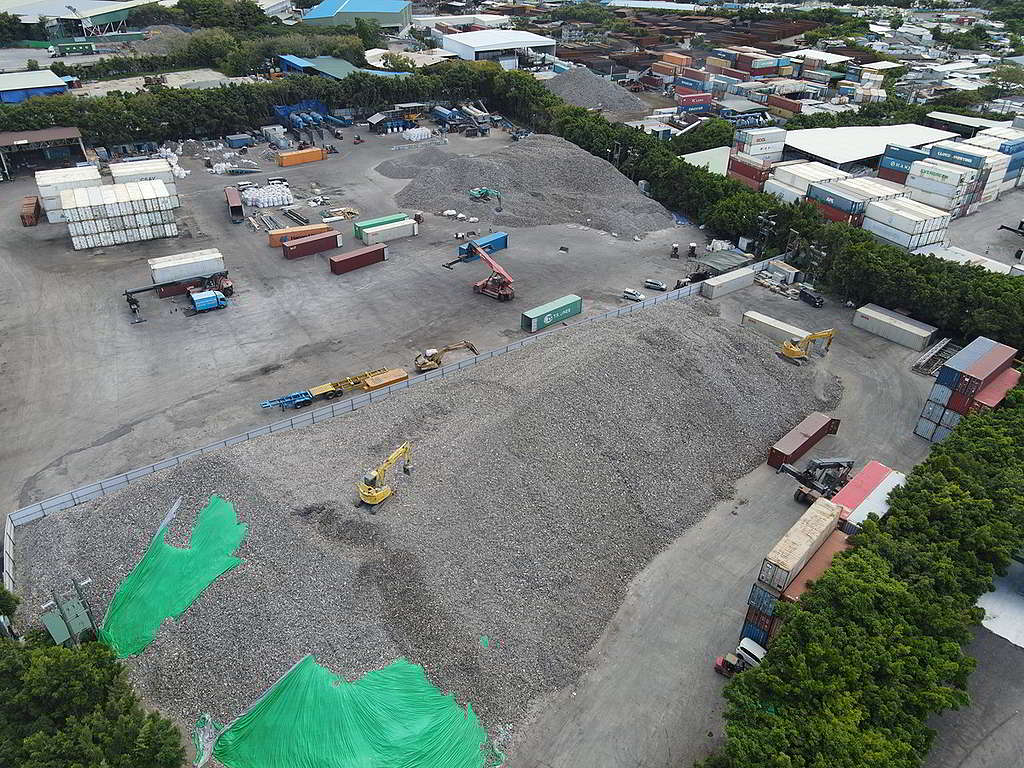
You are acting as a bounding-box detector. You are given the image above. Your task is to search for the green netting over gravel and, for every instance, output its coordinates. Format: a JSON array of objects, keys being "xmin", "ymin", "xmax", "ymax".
[
  {"xmin": 208, "ymin": 655, "xmax": 491, "ymax": 768},
  {"xmin": 99, "ymin": 495, "xmax": 247, "ymax": 657}
]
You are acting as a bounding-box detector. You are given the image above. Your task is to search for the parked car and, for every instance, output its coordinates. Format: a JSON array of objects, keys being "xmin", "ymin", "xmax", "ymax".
[
  {"xmin": 644, "ymin": 279, "xmax": 668, "ymax": 292},
  {"xmin": 799, "ymin": 287, "xmax": 824, "ymax": 308},
  {"xmin": 622, "ymin": 289, "xmax": 646, "ymax": 302}
]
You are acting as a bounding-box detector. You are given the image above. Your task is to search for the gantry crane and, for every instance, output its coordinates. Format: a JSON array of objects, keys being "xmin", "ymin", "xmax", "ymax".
[
  {"xmin": 357, "ymin": 442, "xmax": 413, "ymax": 508},
  {"xmin": 442, "ymin": 241, "xmax": 515, "ymax": 301},
  {"xmin": 414, "ymin": 340, "xmax": 479, "ymax": 372},
  {"xmin": 778, "ymin": 329, "xmax": 836, "ymax": 365}
]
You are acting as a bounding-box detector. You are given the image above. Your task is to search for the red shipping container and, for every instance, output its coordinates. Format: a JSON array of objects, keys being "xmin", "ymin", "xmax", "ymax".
[
  {"xmin": 728, "ymin": 157, "xmax": 769, "ymax": 181},
  {"xmin": 729, "ymin": 172, "xmax": 764, "ymax": 192},
  {"xmin": 877, "ymin": 167, "xmax": 908, "ymax": 184},
  {"xmin": 680, "ymin": 66, "xmax": 708, "ymax": 81},
  {"xmin": 948, "ymin": 391, "xmax": 974, "ymax": 415},
  {"xmin": 675, "ymin": 84, "xmax": 701, "ymax": 96},
  {"xmin": 744, "ymin": 605, "xmax": 776, "ymax": 632},
  {"xmin": 330, "ymin": 244, "xmax": 388, "ymax": 275},
  {"xmin": 722, "ymin": 67, "xmax": 748, "ymax": 80},
  {"xmin": 677, "ymin": 93, "xmax": 711, "ymax": 104},
  {"xmin": 810, "ymin": 198, "xmax": 856, "ymax": 224},
  {"xmin": 768, "ymin": 412, "xmax": 840, "ymax": 468},
  {"xmin": 972, "ymin": 368, "xmax": 1021, "ymax": 411},
  {"xmin": 282, "ymin": 230, "xmax": 343, "ymax": 260},
  {"xmin": 965, "ymin": 344, "xmax": 1018, "ymax": 389},
  {"xmin": 766, "ymin": 94, "xmax": 802, "ymax": 112}
]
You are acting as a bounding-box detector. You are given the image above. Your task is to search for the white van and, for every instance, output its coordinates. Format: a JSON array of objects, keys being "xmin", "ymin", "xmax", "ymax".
[
  {"xmin": 622, "ymin": 289, "xmax": 646, "ymax": 302},
  {"xmin": 736, "ymin": 637, "xmax": 767, "ymax": 668}
]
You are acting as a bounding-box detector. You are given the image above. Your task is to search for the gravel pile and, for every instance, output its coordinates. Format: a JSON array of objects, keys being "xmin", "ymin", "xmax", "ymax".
[
  {"xmin": 134, "ymin": 25, "xmax": 190, "ymax": 55},
  {"xmin": 17, "ymin": 300, "xmax": 840, "ymax": 745},
  {"xmin": 542, "ymin": 68, "xmax": 645, "ymax": 113},
  {"xmin": 375, "ymin": 148, "xmax": 454, "ymax": 180},
  {"xmin": 395, "ymin": 134, "xmax": 673, "ymax": 236}
]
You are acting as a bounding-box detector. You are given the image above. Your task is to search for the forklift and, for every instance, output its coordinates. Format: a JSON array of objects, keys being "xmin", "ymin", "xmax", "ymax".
[{"xmin": 776, "ymin": 457, "xmax": 854, "ymax": 504}]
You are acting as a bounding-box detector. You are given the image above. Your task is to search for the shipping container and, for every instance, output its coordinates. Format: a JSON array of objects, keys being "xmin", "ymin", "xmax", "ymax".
[
  {"xmin": 879, "ymin": 156, "xmax": 915, "ymax": 173},
  {"xmin": 861, "ymin": 218, "xmax": 946, "ymax": 251},
  {"xmin": 929, "ymin": 382, "xmax": 953, "ymax": 406},
  {"xmin": 277, "ymin": 147, "xmax": 328, "ymax": 167},
  {"xmin": 933, "ymin": 425, "xmax": 953, "ymax": 442},
  {"xmin": 149, "ymin": 248, "xmax": 225, "ymax": 284},
  {"xmin": 877, "ymin": 167, "xmax": 909, "ymax": 184},
  {"xmin": 109, "ymin": 159, "xmax": 175, "ymax": 187},
  {"xmin": 736, "ymin": 127, "xmax": 786, "ymax": 145},
  {"xmin": 740, "ymin": 621, "xmax": 769, "ymax": 647},
  {"xmin": 35, "ymin": 165, "xmax": 101, "ymax": 200},
  {"xmin": 353, "ymin": 214, "xmax": 407, "ymax": 240},
  {"xmin": 940, "ymin": 407, "xmax": 964, "ymax": 428},
  {"xmin": 360, "ymin": 218, "xmax": 418, "ymax": 245},
  {"xmin": 268, "ymin": 223, "xmax": 331, "ymax": 247},
  {"xmin": 362, "ymin": 368, "xmax": 408, "ymax": 390},
  {"xmin": 884, "ymin": 144, "xmax": 931, "ymax": 164},
  {"xmin": 329, "ymin": 243, "xmax": 388, "ymax": 275},
  {"xmin": 459, "ymin": 231, "xmax": 508, "ymax": 257},
  {"xmin": 521, "ymin": 294, "xmax": 582, "ymax": 333},
  {"xmin": 224, "ymin": 186, "xmax": 244, "ymax": 223},
  {"xmin": 758, "ymin": 499, "xmax": 841, "ymax": 591},
  {"xmin": 282, "ymin": 229, "xmax": 343, "ymax": 259},
  {"xmin": 763, "ymin": 178, "xmax": 803, "ymax": 204},
  {"xmin": 747, "ymin": 583, "xmax": 779, "ymax": 616},
  {"xmin": 964, "ymin": 342, "xmax": 1018, "ymax": 388},
  {"xmin": 972, "ymin": 368, "xmax": 1022, "ymax": 411},
  {"xmin": 906, "ymin": 174, "xmax": 964, "ymax": 199},
  {"xmin": 700, "ymin": 266, "xmax": 755, "ymax": 298},
  {"xmin": 767, "ymin": 412, "xmax": 840, "ymax": 469},
  {"xmin": 728, "ymin": 172, "xmax": 764, "ymax": 192},
  {"xmin": 225, "ymin": 133, "xmax": 254, "ymax": 148},
  {"xmin": 744, "ymin": 605, "xmax": 776, "ymax": 634},
  {"xmin": 864, "ymin": 198, "xmax": 949, "ymax": 235},
  {"xmin": 781, "ymin": 530, "xmax": 850, "ymax": 602},
  {"xmin": 920, "ymin": 399, "xmax": 944, "ymax": 423},
  {"xmin": 832, "ymin": 461, "xmax": 904, "ymax": 531},
  {"xmin": 852, "ymin": 304, "xmax": 937, "ymax": 351},
  {"xmin": 20, "ymin": 195, "xmax": 40, "ymax": 227},
  {"xmin": 741, "ymin": 310, "xmax": 809, "ymax": 345},
  {"xmin": 914, "ymin": 416, "xmax": 937, "ymax": 440},
  {"xmin": 771, "ymin": 162, "xmax": 850, "ymax": 195},
  {"xmin": 941, "ymin": 337, "xmax": 997, "ymax": 379}
]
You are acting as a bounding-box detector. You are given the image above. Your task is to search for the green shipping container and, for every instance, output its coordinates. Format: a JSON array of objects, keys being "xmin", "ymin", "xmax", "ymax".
[
  {"xmin": 521, "ymin": 294, "xmax": 582, "ymax": 333},
  {"xmin": 353, "ymin": 214, "xmax": 407, "ymax": 239}
]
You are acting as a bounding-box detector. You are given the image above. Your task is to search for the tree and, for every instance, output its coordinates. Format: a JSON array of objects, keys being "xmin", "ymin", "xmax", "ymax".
[
  {"xmin": 703, "ymin": 191, "xmax": 779, "ymax": 242},
  {"xmin": 25, "ymin": 59, "xmax": 39, "ymax": 71},
  {"xmin": 990, "ymin": 63, "xmax": 1024, "ymax": 95},
  {"xmin": 0, "ymin": 587, "xmax": 19, "ymax": 619},
  {"xmin": 668, "ymin": 117, "xmax": 734, "ymax": 156},
  {"xmin": 381, "ymin": 52, "xmax": 415, "ymax": 72},
  {"xmin": 0, "ymin": 11, "xmax": 24, "ymax": 44},
  {"xmin": 353, "ymin": 17, "xmax": 384, "ymax": 49}
]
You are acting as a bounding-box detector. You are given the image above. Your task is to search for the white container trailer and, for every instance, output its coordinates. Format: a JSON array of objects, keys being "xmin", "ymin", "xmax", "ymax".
[
  {"xmin": 360, "ymin": 219, "xmax": 419, "ymax": 244},
  {"xmin": 864, "ymin": 198, "xmax": 950, "ymax": 235},
  {"xmin": 853, "ymin": 303, "xmax": 937, "ymax": 351},
  {"xmin": 758, "ymin": 499, "xmax": 841, "ymax": 592},
  {"xmin": 149, "ymin": 248, "xmax": 225, "ymax": 283},
  {"xmin": 700, "ymin": 266, "xmax": 755, "ymax": 298},
  {"xmin": 741, "ymin": 311, "xmax": 809, "ymax": 344}
]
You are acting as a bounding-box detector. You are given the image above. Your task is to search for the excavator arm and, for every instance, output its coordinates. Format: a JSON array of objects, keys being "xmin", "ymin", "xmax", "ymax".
[
  {"xmin": 414, "ymin": 340, "xmax": 480, "ymax": 372},
  {"xmin": 358, "ymin": 442, "xmax": 413, "ymax": 507},
  {"xmin": 780, "ymin": 328, "xmax": 836, "ymax": 363}
]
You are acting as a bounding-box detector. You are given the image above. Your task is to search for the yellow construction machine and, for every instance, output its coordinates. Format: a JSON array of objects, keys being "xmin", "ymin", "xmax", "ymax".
[
  {"xmin": 414, "ymin": 340, "xmax": 479, "ymax": 372},
  {"xmin": 357, "ymin": 442, "xmax": 413, "ymax": 508},
  {"xmin": 779, "ymin": 329, "xmax": 836, "ymax": 365}
]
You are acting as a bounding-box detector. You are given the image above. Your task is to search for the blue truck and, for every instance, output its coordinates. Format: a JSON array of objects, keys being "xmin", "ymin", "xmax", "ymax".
[{"xmin": 189, "ymin": 290, "xmax": 227, "ymax": 313}]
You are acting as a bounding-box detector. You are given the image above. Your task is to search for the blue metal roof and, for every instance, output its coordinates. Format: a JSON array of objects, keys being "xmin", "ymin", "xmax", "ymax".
[{"xmin": 303, "ymin": 0, "xmax": 409, "ymax": 19}]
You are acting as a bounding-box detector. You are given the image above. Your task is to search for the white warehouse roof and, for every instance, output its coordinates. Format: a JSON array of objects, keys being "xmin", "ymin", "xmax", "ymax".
[
  {"xmin": 785, "ymin": 124, "xmax": 958, "ymax": 165},
  {"xmin": 787, "ymin": 49, "xmax": 854, "ymax": 66},
  {"xmin": 0, "ymin": 69, "xmax": 66, "ymax": 91},
  {"xmin": 441, "ymin": 29, "xmax": 555, "ymax": 51}
]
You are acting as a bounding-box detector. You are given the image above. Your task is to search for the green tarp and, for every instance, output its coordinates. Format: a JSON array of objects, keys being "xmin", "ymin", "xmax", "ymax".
[
  {"xmin": 99, "ymin": 495, "xmax": 247, "ymax": 657},
  {"xmin": 206, "ymin": 656, "xmax": 491, "ymax": 768}
]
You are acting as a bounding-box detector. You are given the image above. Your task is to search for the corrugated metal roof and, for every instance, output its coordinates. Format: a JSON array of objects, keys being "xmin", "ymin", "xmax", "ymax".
[
  {"xmin": 785, "ymin": 124, "xmax": 958, "ymax": 165},
  {"xmin": 0, "ymin": 126, "xmax": 80, "ymax": 147},
  {"xmin": 0, "ymin": 69, "xmax": 66, "ymax": 91},
  {"xmin": 303, "ymin": 0, "xmax": 408, "ymax": 18}
]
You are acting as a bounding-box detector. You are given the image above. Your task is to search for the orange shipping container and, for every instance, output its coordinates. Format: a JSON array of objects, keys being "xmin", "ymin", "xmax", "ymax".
[
  {"xmin": 362, "ymin": 368, "xmax": 409, "ymax": 391},
  {"xmin": 661, "ymin": 52, "xmax": 692, "ymax": 68},
  {"xmin": 651, "ymin": 61, "xmax": 678, "ymax": 76},
  {"xmin": 268, "ymin": 223, "xmax": 331, "ymax": 247},
  {"xmin": 277, "ymin": 147, "xmax": 328, "ymax": 167}
]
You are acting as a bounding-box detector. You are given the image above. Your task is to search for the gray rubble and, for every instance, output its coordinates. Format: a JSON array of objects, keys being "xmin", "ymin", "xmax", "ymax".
[
  {"xmin": 542, "ymin": 68, "xmax": 645, "ymax": 113},
  {"xmin": 17, "ymin": 299, "xmax": 840, "ymax": 746},
  {"xmin": 375, "ymin": 148, "xmax": 454, "ymax": 180},
  {"xmin": 395, "ymin": 134, "xmax": 674, "ymax": 236}
]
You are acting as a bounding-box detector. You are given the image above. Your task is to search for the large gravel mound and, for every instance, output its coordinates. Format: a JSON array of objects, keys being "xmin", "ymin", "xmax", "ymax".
[
  {"xmin": 396, "ymin": 134, "xmax": 673, "ymax": 236},
  {"xmin": 543, "ymin": 67, "xmax": 645, "ymax": 112},
  {"xmin": 18, "ymin": 300, "xmax": 839, "ymax": 744},
  {"xmin": 375, "ymin": 148, "xmax": 454, "ymax": 179}
]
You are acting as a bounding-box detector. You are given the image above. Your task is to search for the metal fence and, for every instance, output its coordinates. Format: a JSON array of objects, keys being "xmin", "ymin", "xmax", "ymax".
[{"xmin": 4, "ymin": 258, "xmax": 771, "ymax": 559}]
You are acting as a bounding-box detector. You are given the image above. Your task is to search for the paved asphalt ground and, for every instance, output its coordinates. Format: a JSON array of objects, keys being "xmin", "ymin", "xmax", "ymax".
[{"xmin": 945, "ymin": 190, "xmax": 1024, "ymax": 265}]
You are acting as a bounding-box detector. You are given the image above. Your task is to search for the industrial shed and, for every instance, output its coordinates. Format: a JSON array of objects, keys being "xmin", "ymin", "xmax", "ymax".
[
  {"xmin": 441, "ymin": 29, "xmax": 556, "ymax": 68},
  {"xmin": 0, "ymin": 70, "xmax": 67, "ymax": 104},
  {"xmin": 0, "ymin": 127, "xmax": 87, "ymax": 178},
  {"xmin": 784, "ymin": 124, "xmax": 958, "ymax": 170},
  {"xmin": 302, "ymin": 0, "xmax": 412, "ymax": 30}
]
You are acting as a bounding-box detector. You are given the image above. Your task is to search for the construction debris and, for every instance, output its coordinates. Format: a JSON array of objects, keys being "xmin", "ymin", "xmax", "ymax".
[
  {"xmin": 542, "ymin": 68, "xmax": 646, "ymax": 113},
  {"xmin": 17, "ymin": 300, "xmax": 840, "ymax": 742},
  {"xmin": 396, "ymin": 135, "xmax": 673, "ymax": 236}
]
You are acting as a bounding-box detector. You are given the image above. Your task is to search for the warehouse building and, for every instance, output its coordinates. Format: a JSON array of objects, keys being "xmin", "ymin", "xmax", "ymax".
[
  {"xmin": 0, "ymin": 69, "xmax": 67, "ymax": 103},
  {"xmin": 302, "ymin": 0, "xmax": 412, "ymax": 31},
  {"xmin": 924, "ymin": 110, "xmax": 1013, "ymax": 138},
  {"xmin": 440, "ymin": 29, "xmax": 556, "ymax": 68},
  {"xmin": 784, "ymin": 124, "xmax": 958, "ymax": 171},
  {"xmin": 0, "ymin": 127, "xmax": 87, "ymax": 179},
  {"xmin": 277, "ymin": 54, "xmax": 409, "ymax": 79}
]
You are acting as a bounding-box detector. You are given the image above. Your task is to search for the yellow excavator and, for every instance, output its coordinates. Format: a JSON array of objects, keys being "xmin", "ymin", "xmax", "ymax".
[
  {"xmin": 357, "ymin": 442, "xmax": 413, "ymax": 507},
  {"xmin": 414, "ymin": 340, "xmax": 479, "ymax": 372},
  {"xmin": 779, "ymin": 329, "xmax": 836, "ymax": 365}
]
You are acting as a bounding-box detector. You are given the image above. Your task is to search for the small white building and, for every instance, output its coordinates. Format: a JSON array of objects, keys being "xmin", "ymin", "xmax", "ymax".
[{"xmin": 440, "ymin": 29, "xmax": 556, "ymax": 69}]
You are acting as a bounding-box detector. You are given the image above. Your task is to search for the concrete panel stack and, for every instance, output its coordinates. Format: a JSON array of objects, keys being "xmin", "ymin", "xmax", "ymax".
[
  {"xmin": 904, "ymin": 157, "xmax": 983, "ymax": 219},
  {"xmin": 61, "ymin": 180, "xmax": 179, "ymax": 250},
  {"xmin": 861, "ymin": 197, "xmax": 949, "ymax": 251},
  {"xmin": 35, "ymin": 166, "xmax": 102, "ymax": 224},
  {"xmin": 915, "ymin": 336, "xmax": 1020, "ymax": 442},
  {"xmin": 108, "ymin": 159, "xmax": 177, "ymax": 196},
  {"xmin": 928, "ymin": 141, "xmax": 1008, "ymax": 206}
]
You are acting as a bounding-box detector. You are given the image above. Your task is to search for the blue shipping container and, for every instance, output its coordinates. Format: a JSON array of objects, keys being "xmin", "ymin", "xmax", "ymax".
[
  {"xmin": 740, "ymin": 622, "xmax": 768, "ymax": 646},
  {"xmin": 885, "ymin": 144, "xmax": 930, "ymax": 163},
  {"xmin": 931, "ymin": 145, "xmax": 986, "ymax": 170},
  {"xmin": 807, "ymin": 183, "xmax": 864, "ymax": 214},
  {"xmin": 458, "ymin": 231, "xmax": 509, "ymax": 257},
  {"xmin": 747, "ymin": 584, "xmax": 779, "ymax": 616},
  {"xmin": 678, "ymin": 102, "xmax": 711, "ymax": 113},
  {"xmin": 928, "ymin": 382, "xmax": 953, "ymax": 406},
  {"xmin": 879, "ymin": 156, "xmax": 913, "ymax": 173},
  {"xmin": 1000, "ymin": 138, "xmax": 1024, "ymax": 154},
  {"xmin": 675, "ymin": 77, "xmax": 703, "ymax": 89}
]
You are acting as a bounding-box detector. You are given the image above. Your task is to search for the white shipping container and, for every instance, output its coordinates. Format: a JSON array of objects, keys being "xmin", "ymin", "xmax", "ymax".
[
  {"xmin": 862, "ymin": 217, "xmax": 946, "ymax": 250},
  {"xmin": 35, "ymin": 166, "xmax": 101, "ymax": 199},
  {"xmin": 40, "ymin": 195, "xmax": 61, "ymax": 212},
  {"xmin": 906, "ymin": 174, "xmax": 963, "ymax": 199},
  {"xmin": 149, "ymin": 249, "xmax": 225, "ymax": 283},
  {"xmin": 361, "ymin": 219, "xmax": 419, "ymax": 244},
  {"xmin": 737, "ymin": 127, "xmax": 786, "ymax": 145},
  {"xmin": 853, "ymin": 303, "xmax": 937, "ymax": 351},
  {"xmin": 758, "ymin": 499, "xmax": 842, "ymax": 591},
  {"xmin": 864, "ymin": 198, "xmax": 949, "ymax": 235},
  {"xmin": 909, "ymin": 158, "xmax": 977, "ymax": 186},
  {"xmin": 764, "ymin": 177, "xmax": 804, "ymax": 204},
  {"xmin": 109, "ymin": 159, "xmax": 175, "ymax": 186},
  {"xmin": 744, "ymin": 140, "xmax": 786, "ymax": 156},
  {"xmin": 906, "ymin": 187, "xmax": 956, "ymax": 212},
  {"xmin": 45, "ymin": 208, "xmax": 64, "ymax": 224},
  {"xmin": 740, "ymin": 310, "xmax": 809, "ymax": 344},
  {"xmin": 700, "ymin": 266, "xmax": 756, "ymax": 298},
  {"xmin": 772, "ymin": 161, "xmax": 850, "ymax": 194}
]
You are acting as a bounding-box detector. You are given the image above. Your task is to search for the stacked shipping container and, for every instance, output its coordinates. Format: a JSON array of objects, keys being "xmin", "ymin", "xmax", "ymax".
[
  {"xmin": 929, "ymin": 141, "xmax": 1008, "ymax": 206},
  {"xmin": 35, "ymin": 165, "xmax": 102, "ymax": 224},
  {"xmin": 60, "ymin": 180, "xmax": 179, "ymax": 250},
  {"xmin": 861, "ymin": 197, "xmax": 949, "ymax": 251},
  {"xmin": 109, "ymin": 159, "xmax": 177, "ymax": 196},
  {"xmin": 877, "ymin": 144, "xmax": 931, "ymax": 185},
  {"xmin": 904, "ymin": 157, "xmax": 984, "ymax": 219},
  {"xmin": 916, "ymin": 337, "xmax": 1020, "ymax": 442},
  {"xmin": 804, "ymin": 177, "xmax": 906, "ymax": 226},
  {"xmin": 734, "ymin": 126, "xmax": 786, "ymax": 164},
  {"xmin": 831, "ymin": 461, "xmax": 905, "ymax": 535}
]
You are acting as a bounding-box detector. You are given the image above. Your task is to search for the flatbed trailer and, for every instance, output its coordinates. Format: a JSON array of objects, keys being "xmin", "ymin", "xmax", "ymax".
[{"xmin": 261, "ymin": 367, "xmax": 390, "ymax": 409}]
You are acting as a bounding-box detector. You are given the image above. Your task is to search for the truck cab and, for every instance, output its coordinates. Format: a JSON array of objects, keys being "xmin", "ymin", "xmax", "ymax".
[{"xmin": 188, "ymin": 290, "xmax": 227, "ymax": 313}]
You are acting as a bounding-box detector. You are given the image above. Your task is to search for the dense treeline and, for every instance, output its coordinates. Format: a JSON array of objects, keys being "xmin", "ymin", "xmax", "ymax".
[
  {"xmin": 4, "ymin": 61, "xmax": 1022, "ymax": 349},
  {"xmin": 702, "ymin": 389, "xmax": 1024, "ymax": 768}
]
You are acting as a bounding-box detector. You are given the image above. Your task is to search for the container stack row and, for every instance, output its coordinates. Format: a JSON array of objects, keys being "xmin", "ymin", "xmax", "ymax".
[
  {"xmin": 804, "ymin": 176, "xmax": 906, "ymax": 226},
  {"xmin": 109, "ymin": 159, "xmax": 178, "ymax": 196},
  {"xmin": 34, "ymin": 165, "xmax": 103, "ymax": 224},
  {"xmin": 60, "ymin": 180, "xmax": 179, "ymax": 250},
  {"xmin": 733, "ymin": 126, "xmax": 786, "ymax": 164},
  {"xmin": 929, "ymin": 141, "xmax": 1009, "ymax": 206},
  {"xmin": 915, "ymin": 336, "xmax": 1020, "ymax": 442},
  {"xmin": 743, "ymin": 499, "xmax": 847, "ymax": 646},
  {"xmin": 903, "ymin": 157, "xmax": 984, "ymax": 219},
  {"xmin": 354, "ymin": 213, "xmax": 418, "ymax": 245},
  {"xmin": 831, "ymin": 461, "xmax": 905, "ymax": 535},
  {"xmin": 764, "ymin": 160, "xmax": 849, "ymax": 202},
  {"xmin": 860, "ymin": 197, "xmax": 949, "ymax": 251}
]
